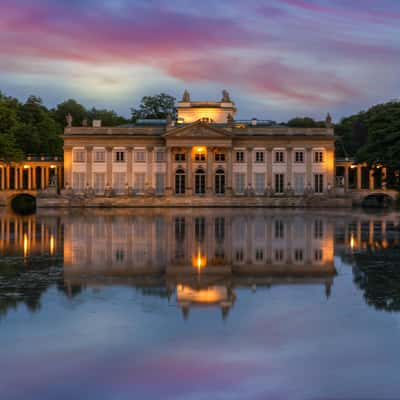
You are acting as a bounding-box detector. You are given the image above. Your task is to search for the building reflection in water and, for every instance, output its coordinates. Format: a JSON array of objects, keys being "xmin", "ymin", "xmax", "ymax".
[{"xmin": 2, "ymin": 209, "xmax": 400, "ymax": 319}]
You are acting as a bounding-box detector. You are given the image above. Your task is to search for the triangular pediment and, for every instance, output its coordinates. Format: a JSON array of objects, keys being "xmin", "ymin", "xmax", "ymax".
[{"xmin": 164, "ymin": 121, "xmax": 232, "ymax": 138}]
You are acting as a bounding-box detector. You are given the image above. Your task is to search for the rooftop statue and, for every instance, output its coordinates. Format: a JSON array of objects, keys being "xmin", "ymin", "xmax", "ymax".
[
  {"xmin": 182, "ymin": 89, "xmax": 190, "ymax": 102},
  {"xmin": 326, "ymin": 112, "xmax": 333, "ymax": 128},
  {"xmin": 222, "ymin": 89, "xmax": 231, "ymax": 102},
  {"xmin": 66, "ymin": 113, "xmax": 73, "ymax": 128}
]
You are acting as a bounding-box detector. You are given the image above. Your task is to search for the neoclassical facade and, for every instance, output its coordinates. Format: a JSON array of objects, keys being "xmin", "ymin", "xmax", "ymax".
[{"xmin": 64, "ymin": 91, "xmax": 335, "ymax": 198}]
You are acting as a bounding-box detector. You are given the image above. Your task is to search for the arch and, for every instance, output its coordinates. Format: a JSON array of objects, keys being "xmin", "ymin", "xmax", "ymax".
[
  {"xmin": 362, "ymin": 193, "xmax": 394, "ymax": 208},
  {"xmin": 215, "ymin": 168, "xmax": 225, "ymax": 195},
  {"xmin": 194, "ymin": 167, "xmax": 206, "ymax": 195},
  {"xmin": 175, "ymin": 168, "xmax": 186, "ymax": 195},
  {"xmin": 10, "ymin": 193, "xmax": 37, "ymax": 214}
]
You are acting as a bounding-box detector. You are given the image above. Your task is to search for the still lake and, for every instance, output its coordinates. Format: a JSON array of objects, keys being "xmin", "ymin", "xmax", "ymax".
[{"xmin": 0, "ymin": 207, "xmax": 400, "ymax": 400}]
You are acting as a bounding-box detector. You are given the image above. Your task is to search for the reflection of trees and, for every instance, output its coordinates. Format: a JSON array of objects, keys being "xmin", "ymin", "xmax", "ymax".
[
  {"xmin": 353, "ymin": 248, "xmax": 400, "ymax": 312},
  {"xmin": 0, "ymin": 258, "xmax": 63, "ymax": 319}
]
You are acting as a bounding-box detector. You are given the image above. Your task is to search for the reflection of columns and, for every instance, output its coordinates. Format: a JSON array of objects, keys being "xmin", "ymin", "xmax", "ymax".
[
  {"xmin": 166, "ymin": 147, "xmax": 172, "ymax": 195},
  {"xmin": 306, "ymin": 147, "xmax": 312, "ymax": 186},
  {"xmin": 246, "ymin": 147, "xmax": 253, "ymax": 189},
  {"xmin": 207, "ymin": 147, "xmax": 213, "ymax": 194},
  {"xmin": 146, "ymin": 147, "xmax": 153, "ymax": 189},
  {"xmin": 266, "ymin": 147, "xmax": 272, "ymax": 186},
  {"xmin": 86, "ymin": 146, "xmax": 93, "ymax": 187},
  {"xmin": 344, "ymin": 166, "xmax": 349, "ymax": 192},
  {"xmin": 226, "ymin": 148, "xmax": 232, "ymax": 193},
  {"xmin": 356, "ymin": 166, "xmax": 362, "ymax": 190},
  {"xmin": 186, "ymin": 147, "xmax": 192, "ymax": 195},
  {"xmin": 369, "ymin": 169, "xmax": 374, "ymax": 190},
  {"xmin": 127, "ymin": 147, "xmax": 133, "ymax": 188},
  {"xmin": 106, "ymin": 146, "xmax": 113, "ymax": 186}
]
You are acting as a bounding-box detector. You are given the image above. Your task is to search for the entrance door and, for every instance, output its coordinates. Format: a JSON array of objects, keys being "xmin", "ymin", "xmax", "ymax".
[{"xmin": 294, "ymin": 173, "xmax": 305, "ymax": 195}]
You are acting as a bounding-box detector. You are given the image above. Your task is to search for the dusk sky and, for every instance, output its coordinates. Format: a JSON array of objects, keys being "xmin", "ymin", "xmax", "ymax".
[{"xmin": 1, "ymin": 0, "xmax": 399, "ymax": 121}]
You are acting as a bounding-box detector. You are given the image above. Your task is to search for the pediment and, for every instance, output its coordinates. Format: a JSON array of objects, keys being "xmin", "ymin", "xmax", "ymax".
[{"xmin": 164, "ymin": 121, "xmax": 231, "ymax": 139}]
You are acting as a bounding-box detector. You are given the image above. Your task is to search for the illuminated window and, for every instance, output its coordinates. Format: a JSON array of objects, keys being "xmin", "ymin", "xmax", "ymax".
[{"xmin": 194, "ymin": 148, "xmax": 206, "ymax": 162}]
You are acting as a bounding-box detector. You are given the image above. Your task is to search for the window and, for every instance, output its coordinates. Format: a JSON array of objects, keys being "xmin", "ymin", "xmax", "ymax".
[
  {"xmin": 215, "ymin": 168, "xmax": 225, "ymax": 195},
  {"xmin": 275, "ymin": 174, "xmax": 285, "ymax": 193},
  {"xmin": 115, "ymin": 151, "xmax": 125, "ymax": 162},
  {"xmin": 275, "ymin": 151, "xmax": 284, "ymax": 163},
  {"xmin": 93, "ymin": 173, "xmax": 105, "ymax": 194},
  {"xmin": 255, "ymin": 248, "xmax": 264, "ymax": 261},
  {"xmin": 275, "ymin": 220, "xmax": 284, "ymax": 239},
  {"xmin": 314, "ymin": 151, "xmax": 324, "ymax": 163},
  {"xmin": 215, "ymin": 153, "xmax": 225, "ymax": 162},
  {"xmin": 155, "ymin": 173, "xmax": 165, "ymax": 194},
  {"xmin": 175, "ymin": 153, "xmax": 186, "ymax": 162},
  {"xmin": 314, "ymin": 249, "xmax": 323, "ymax": 261},
  {"xmin": 314, "ymin": 174, "xmax": 324, "ymax": 193},
  {"xmin": 195, "ymin": 217, "xmax": 205, "ymax": 242},
  {"xmin": 255, "ymin": 151, "xmax": 264, "ymax": 163},
  {"xmin": 195, "ymin": 168, "xmax": 206, "ymax": 194},
  {"xmin": 275, "ymin": 249, "xmax": 284, "ymax": 262},
  {"xmin": 155, "ymin": 150, "xmax": 165, "ymax": 162},
  {"xmin": 113, "ymin": 172, "xmax": 126, "ymax": 193},
  {"xmin": 294, "ymin": 151, "xmax": 304, "ymax": 163},
  {"xmin": 235, "ymin": 249, "xmax": 244, "ymax": 262},
  {"xmin": 236, "ymin": 151, "xmax": 245, "ymax": 163},
  {"xmin": 234, "ymin": 173, "xmax": 245, "ymax": 194},
  {"xmin": 93, "ymin": 150, "xmax": 105, "ymax": 163},
  {"xmin": 72, "ymin": 172, "xmax": 86, "ymax": 191},
  {"xmin": 175, "ymin": 169, "xmax": 186, "ymax": 194},
  {"xmin": 294, "ymin": 249, "xmax": 304, "ymax": 262},
  {"xmin": 194, "ymin": 151, "xmax": 206, "ymax": 162},
  {"xmin": 314, "ymin": 220, "xmax": 324, "ymax": 239},
  {"xmin": 215, "ymin": 217, "xmax": 225, "ymax": 242},
  {"xmin": 254, "ymin": 173, "xmax": 265, "ymax": 194},
  {"xmin": 73, "ymin": 150, "xmax": 85, "ymax": 163},
  {"xmin": 135, "ymin": 151, "xmax": 146, "ymax": 162},
  {"xmin": 134, "ymin": 173, "xmax": 145, "ymax": 193}
]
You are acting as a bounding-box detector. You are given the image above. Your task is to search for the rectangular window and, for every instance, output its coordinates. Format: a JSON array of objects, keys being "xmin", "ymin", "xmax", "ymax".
[
  {"xmin": 194, "ymin": 152, "xmax": 206, "ymax": 162},
  {"xmin": 93, "ymin": 173, "xmax": 105, "ymax": 194},
  {"xmin": 155, "ymin": 173, "xmax": 165, "ymax": 194},
  {"xmin": 236, "ymin": 151, "xmax": 245, "ymax": 163},
  {"xmin": 255, "ymin": 151, "xmax": 264, "ymax": 163},
  {"xmin": 294, "ymin": 173, "xmax": 305, "ymax": 194},
  {"xmin": 215, "ymin": 153, "xmax": 225, "ymax": 162},
  {"xmin": 134, "ymin": 173, "xmax": 145, "ymax": 193},
  {"xmin": 155, "ymin": 151, "xmax": 165, "ymax": 162},
  {"xmin": 175, "ymin": 153, "xmax": 186, "ymax": 162},
  {"xmin": 72, "ymin": 172, "xmax": 86, "ymax": 191},
  {"xmin": 314, "ymin": 249, "xmax": 323, "ymax": 262},
  {"xmin": 275, "ymin": 249, "xmax": 284, "ymax": 262},
  {"xmin": 314, "ymin": 174, "xmax": 324, "ymax": 193},
  {"xmin": 255, "ymin": 248, "xmax": 264, "ymax": 261},
  {"xmin": 73, "ymin": 150, "xmax": 85, "ymax": 163},
  {"xmin": 275, "ymin": 151, "xmax": 284, "ymax": 163},
  {"xmin": 294, "ymin": 151, "xmax": 304, "ymax": 163},
  {"xmin": 294, "ymin": 249, "xmax": 304, "ymax": 262},
  {"xmin": 115, "ymin": 151, "xmax": 125, "ymax": 162},
  {"xmin": 234, "ymin": 173, "xmax": 245, "ymax": 194},
  {"xmin": 314, "ymin": 151, "xmax": 324, "ymax": 163},
  {"xmin": 275, "ymin": 220, "xmax": 284, "ymax": 239},
  {"xmin": 254, "ymin": 173, "xmax": 265, "ymax": 194},
  {"xmin": 113, "ymin": 172, "xmax": 126, "ymax": 193},
  {"xmin": 93, "ymin": 150, "xmax": 105, "ymax": 163},
  {"xmin": 135, "ymin": 151, "xmax": 146, "ymax": 162},
  {"xmin": 314, "ymin": 220, "xmax": 324, "ymax": 239},
  {"xmin": 274, "ymin": 174, "xmax": 285, "ymax": 193}
]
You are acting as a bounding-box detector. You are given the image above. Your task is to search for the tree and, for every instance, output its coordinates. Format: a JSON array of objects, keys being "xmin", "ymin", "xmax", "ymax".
[
  {"xmin": 86, "ymin": 107, "xmax": 128, "ymax": 127},
  {"xmin": 52, "ymin": 99, "xmax": 87, "ymax": 127},
  {"xmin": 287, "ymin": 117, "xmax": 325, "ymax": 128},
  {"xmin": 131, "ymin": 93, "xmax": 176, "ymax": 121}
]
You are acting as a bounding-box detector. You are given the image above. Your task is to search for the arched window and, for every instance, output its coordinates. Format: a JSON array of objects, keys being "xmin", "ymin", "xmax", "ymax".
[
  {"xmin": 175, "ymin": 168, "xmax": 186, "ymax": 194},
  {"xmin": 195, "ymin": 168, "xmax": 206, "ymax": 195},
  {"xmin": 215, "ymin": 168, "xmax": 225, "ymax": 195}
]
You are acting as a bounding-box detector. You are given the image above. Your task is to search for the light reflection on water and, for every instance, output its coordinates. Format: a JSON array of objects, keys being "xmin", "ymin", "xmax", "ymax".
[{"xmin": 1, "ymin": 208, "xmax": 400, "ymax": 400}]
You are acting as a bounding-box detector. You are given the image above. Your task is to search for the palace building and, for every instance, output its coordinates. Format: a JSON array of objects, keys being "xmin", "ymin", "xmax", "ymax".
[{"xmin": 63, "ymin": 90, "xmax": 335, "ymax": 198}]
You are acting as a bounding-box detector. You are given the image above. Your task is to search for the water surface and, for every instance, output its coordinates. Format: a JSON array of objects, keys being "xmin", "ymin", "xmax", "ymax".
[{"xmin": 1, "ymin": 208, "xmax": 400, "ymax": 400}]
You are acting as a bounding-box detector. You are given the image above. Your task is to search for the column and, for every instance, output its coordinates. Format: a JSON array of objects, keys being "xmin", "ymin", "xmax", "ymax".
[
  {"xmin": 106, "ymin": 146, "xmax": 113, "ymax": 187},
  {"xmin": 14, "ymin": 167, "xmax": 19, "ymax": 190},
  {"xmin": 127, "ymin": 147, "xmax": 133, "ymax": 188},
  {"xmin": 45, "ymin": 167, "xmax": 49, "ymax": 189},
  {"xmin": 0, "ymin": 166, "xmax": 4, "ymax": 190},
  {"xmin": 246, "ymin": 147, "xmax": 253, "ymax": 190},
  {"xmin": 266, "ymin": 147, "xmax": 273, "ymax": 187},
  {"xmin": 382, "ymin": 167, "xmax": 387, "ymax": 189},
  {"xmin": 356, "ymin": 166, "xmax": 362, "ymax": 190},
  {"xmin": 207, "ymin": 147, "xmax": 213, "ymax": 194},
  {"xmin": 63, "ymin": 146, "xmax": 73, "ymax": 188},
  {"xmin": 20, "ymin": 168, "xmax": 24, "ymax": 190},
  {"xmin": 369, "ymin": 168, "xmax": 374, "ymax": 190},
  {"xmin": 41, "ymin": 167, "xmax": 45, "ymax": 190},
  {"xmin": 32, "ymin": 167, "xmax": 37, "ymax": 190},
  {"xmin": 146, "ymin": 146, "xmax": 153, "ymax": 190},
  {"xmin": 86, "ymin": 146, "xmax": 93, "ymax": 188},
  {"xmin": 27, "ymin": 167, "xmax": 32, "ymax": 190},
  {"xmin": 286, "ymin": 146, "xmax": 293, "ymax": 188},
  {"xmin": 165, "ymin": 147, "xmax": 172, "ymax": 195},
  {"xmin": 6, "ymin": 166, "xmax": 10, "ymax": 189},
  {"xmin": 186, "ymin": 147, "xmax": 192, "ymax": 196},
  {"xmin": 306, "ymin": 147, "xmax": 312, "ymax": 188},
  {"xmin": 344, "ymin": 166, "xmax": 349, "ymax": 192},
  {"xmin": 226, "ymin": 148, "xmax": 233, "ymax": 194}
]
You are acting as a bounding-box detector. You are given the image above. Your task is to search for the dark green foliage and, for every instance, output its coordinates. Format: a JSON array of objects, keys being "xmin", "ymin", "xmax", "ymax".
[
  {"xmin": 287, "ymin": 117, "xmax": 325, "ymax": 128},
  {"xmin": 131, "ymin": 93, "xmax": 176, "ymax": 121}
]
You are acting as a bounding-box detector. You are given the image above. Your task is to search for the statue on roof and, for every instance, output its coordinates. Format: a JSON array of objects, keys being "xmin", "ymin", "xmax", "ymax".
[
  {"xmin": 182, "ymin": 89, "xmax": 190, "ymax": 102},
  {"xmin": 221, "ymin": 89, "xmax": 231, "ymax": 102},
  {"xmin": 325, "ymin": 112, "xmax": 333, "ymax": 128},
  {"xmin": 66, "ymin": 113, "xmax": 73, "ymax": 128}
]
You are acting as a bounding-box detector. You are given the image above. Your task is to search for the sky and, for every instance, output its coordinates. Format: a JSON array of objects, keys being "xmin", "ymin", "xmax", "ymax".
[{"xmin": 0, "ymin": 0, "xmax": 399, "ymax": 121}]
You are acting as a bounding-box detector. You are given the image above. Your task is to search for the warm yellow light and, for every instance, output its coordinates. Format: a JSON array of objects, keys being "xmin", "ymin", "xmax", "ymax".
[
  {"xmin": 49, "ymin": 234, "xmax": 55, "ymax": 256},
  {"xmin": 23, "ymin": 165, "xmax": 30, "ymax": 169},
  {"xmin": 50, "ymin": 165, "xmax": 57, "ymax": 169},
  {"xmin": 192, "ymin": 248, "xmax": 207, "ymax": 273},
  {"xmin": 23, "ymin": 233, "xmax": 29, "ymax": 257},
  {"xmin": 194, "ymin": 146, "xmax": 206, "ymax": 154},
  {"xmin": 350, "ymin": 164, "xmax": 357, "ymax": 169},
  {"xmin": 177, "ymin": 285, "xmax": 228, "ymax": 304},
  {"xmin": 350, "ymin": 234, "xmax": 355, "ymax": 250}
]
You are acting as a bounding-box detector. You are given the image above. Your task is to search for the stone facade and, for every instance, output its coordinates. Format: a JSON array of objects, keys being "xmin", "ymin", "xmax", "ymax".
[{"xmin": 63, "ymin": 92, "xmax": 336, "ymax": 201}]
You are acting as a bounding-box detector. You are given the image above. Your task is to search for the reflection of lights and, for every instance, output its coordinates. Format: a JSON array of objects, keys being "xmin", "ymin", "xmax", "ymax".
[
  {"xmin": 50, "ymin": 234, "xmax": 55, "ymax": 256},
  {"xmin": 350, "ymin": 234, "xmax": 355, "ymax": 249},
  {"xmin": 192, "ymin": 248, "xmax": 207, "ymax": 273},
  {"xmin": 23, "ymin": 233, "xmax": 29, "ymax": 257}
]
